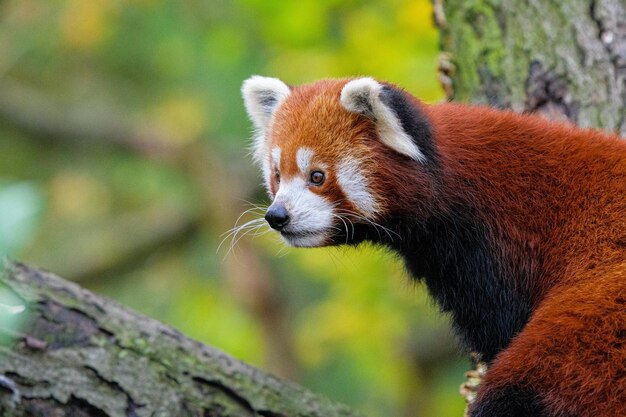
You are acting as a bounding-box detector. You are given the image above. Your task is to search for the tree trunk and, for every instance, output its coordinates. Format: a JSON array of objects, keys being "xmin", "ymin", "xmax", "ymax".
[
  {"xmin": 436, "ymin": 0, "xmax": 626, "ymax": 132},
  {"xmin": 0, "ymin": 260, "xmax": 364, "ymax": 417}
]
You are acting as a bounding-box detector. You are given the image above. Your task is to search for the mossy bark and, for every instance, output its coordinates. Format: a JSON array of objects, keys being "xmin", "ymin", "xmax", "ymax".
[
  {"xmin": 0, "ymin": 261, "xmax": 364, "ymax": 417},
  {"xmin": 437, "ymin": 0, "xmax": 626, "ymax": 132}
]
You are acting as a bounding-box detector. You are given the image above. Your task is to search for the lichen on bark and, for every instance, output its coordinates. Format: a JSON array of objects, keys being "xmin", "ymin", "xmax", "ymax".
[{"xmin": 438, "ymin": 0, "xmax": 626, "ymax": 133}]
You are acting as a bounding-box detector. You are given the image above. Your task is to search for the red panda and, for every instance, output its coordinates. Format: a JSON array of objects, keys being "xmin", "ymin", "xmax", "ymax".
[{"xmin": 241, "ymin": 76, "xmax": 626, "ymax": 417}]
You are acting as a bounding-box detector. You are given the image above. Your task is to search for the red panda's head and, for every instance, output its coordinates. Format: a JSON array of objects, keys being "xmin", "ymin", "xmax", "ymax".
[{"xmin": 242, "ymin": 76, "xmax": 437, "ymax": 248}]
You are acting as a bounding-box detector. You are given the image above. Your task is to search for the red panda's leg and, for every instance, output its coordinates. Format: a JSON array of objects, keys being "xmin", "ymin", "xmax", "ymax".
[{"xmin": 470, "ymin": 263, "xmax": 626, "ymax": 417}]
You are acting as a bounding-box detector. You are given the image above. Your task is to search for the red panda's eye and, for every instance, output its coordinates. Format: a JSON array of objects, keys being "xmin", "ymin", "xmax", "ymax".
[
  {"xmin": 310, "ymin": 171, "xmax": 325, "ymax": 185},
  {"xmin": 275, "ymin": 170, "xmax": 280, "ymax": 183}
]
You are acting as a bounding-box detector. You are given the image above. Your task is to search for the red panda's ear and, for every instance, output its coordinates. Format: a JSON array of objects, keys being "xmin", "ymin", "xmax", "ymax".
[
  {"xmin": 241, "ymin": 76, "xmax": 291, "ymax": 162},
  {"xmin": 340, "ymin": 78, "xmax": 426, "ymax": 162}
]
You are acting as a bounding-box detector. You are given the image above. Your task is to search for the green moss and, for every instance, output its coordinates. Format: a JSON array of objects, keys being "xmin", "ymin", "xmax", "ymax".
[{"xmin": 442, "ymin": 0, "xmax": 508, "ymax": 102}]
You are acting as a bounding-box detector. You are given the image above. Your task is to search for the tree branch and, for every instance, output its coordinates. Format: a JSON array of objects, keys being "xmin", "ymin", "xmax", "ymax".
[{"xmin": 0, "ymin": 260, "xmax": 365, "ymax": 417}]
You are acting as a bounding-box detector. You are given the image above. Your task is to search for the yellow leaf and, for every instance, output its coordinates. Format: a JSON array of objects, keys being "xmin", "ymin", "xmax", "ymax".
[
  {"xmin": 60, "ymin": 0, "xmax": 117, "ymax": 50},
  {"xmin": 49, "ymin": 171, "xmax": 111, "ymax": 220},
  {"xmin": 150, "ymin": 96, "xmax": 208, "ymax": 145}
]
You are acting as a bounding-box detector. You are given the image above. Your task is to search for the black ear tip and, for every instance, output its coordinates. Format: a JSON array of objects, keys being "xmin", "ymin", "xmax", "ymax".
[
  {"xmin": 377, "ymin": 86, "xmax": 438, "ymax": 164},
  {"xmin": 377, "ymin": 83, "xmax": 408, "ymax": 106},
  {"xmin": 378, "ymin": 84, "xmax": 396, "ymax": 102}
]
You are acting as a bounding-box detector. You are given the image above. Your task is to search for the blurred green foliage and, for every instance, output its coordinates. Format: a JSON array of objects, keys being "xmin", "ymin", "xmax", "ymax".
[
  {"xmin": 0, "ymin": 182, "xmax": 44, "ymax": 255},
  {"xmin": 0, "ymin": 0, "xmax": 467, "ymax": 416}
]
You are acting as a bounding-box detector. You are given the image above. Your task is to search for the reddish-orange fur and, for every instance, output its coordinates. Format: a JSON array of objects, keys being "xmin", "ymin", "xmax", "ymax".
[
  {"xmin": 426, "ymin": 104, "xmax": 626, "ymax": 416},
  {"xmin": 264, "ymin": 79, "xmax": 626, "ymax": 416},
  {"xmin": 270, "ymin": 81, "xmax": 387, "ymax": 217}
]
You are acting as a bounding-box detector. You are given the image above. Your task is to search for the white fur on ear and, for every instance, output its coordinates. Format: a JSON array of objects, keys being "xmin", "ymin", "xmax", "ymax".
[
  {"xmin": 242, "ymin": 76, "xmax": 291, "ymax": 130},
  {"xmin": 241, "ymin": 75, "xmax": 291, "ymax": 163},
  {"xmin": 340, "ymin": 77, "xmax": 425, "ymax": 162}
]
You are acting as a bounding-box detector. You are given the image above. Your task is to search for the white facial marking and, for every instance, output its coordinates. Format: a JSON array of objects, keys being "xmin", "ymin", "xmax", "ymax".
[
  {"xmin": 262, "ymin": 159, "xmax": 271, "ymax": 191},
  {"xmin": 340, "ymin": 78, "xmax": 426, "ymax": 162},
  {"xmin": 272, "ymin": 178, "xmax": 334, "ymax": 247},
  {"xmin": 261, "ymin": 147, "xmax": 281, "ymax": 191},
  {"xmin": 337, "ymin": 156, "xmax": 379, "ymax": 217},
  {"xmin": 272, "ymin": 147, "xmax": 281, "ymax": 168},
  {"xmin": 296, "ymin": 147, "xmax": 314, "ymax": 174}
]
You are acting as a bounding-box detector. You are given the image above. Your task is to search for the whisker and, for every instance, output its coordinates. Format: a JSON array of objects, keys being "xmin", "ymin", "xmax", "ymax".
[
  {"xmin": 238, "ymin": 198, "xmax": 271, "ymax": 209},
  {"xmin": 333, "ymin": 213, "xmax": 351, "ymax": 244},
  {"xmin": 228, "ymin": 222, "xmax": 264, "ymax": 257},
  {"xmin": 339, "ymin": 215, "xmax": 350, "ymax": 244},
  {"xmin": 219, "ymin": 217, "xmax": 263, "ymax": 244},
  {"xmin": 335, "ymin": 209, "xmax": 401, "ymax": 243},
  {"xmin": 250, "ymin": 224, "xmax": 271, "ymax": 239},
  {"xmin": 218, "ymin": 198, "xmax": 270, "ymax": 259},
  {"xmin": 220, "ymin": 223, "xmax": 259, "ymax": 256},
  {"xmin": 220, "ymin": 207, "xmax": 265, "ymax": 237},
  {"xmin": 275, "ymin": 243, "xmax": 290, "ymax": 258},
  {"xmin": 343, "ymin": 215, "xmax": 356, "ymax": 241},
  {"xmin": 218, "ymin": 217, "xmax": 266, "ymax": 258}
]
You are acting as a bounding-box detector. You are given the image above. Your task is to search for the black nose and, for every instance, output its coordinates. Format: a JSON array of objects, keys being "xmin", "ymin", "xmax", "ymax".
[{"xmin": 265, "ymin": 205, "xmax": 290, "ymax": 230}]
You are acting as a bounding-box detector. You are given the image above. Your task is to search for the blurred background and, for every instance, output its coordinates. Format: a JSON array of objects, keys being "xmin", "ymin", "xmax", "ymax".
[{"xmin": 0, "ymin": 0, "xmax": 467, "ymax": 416}]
